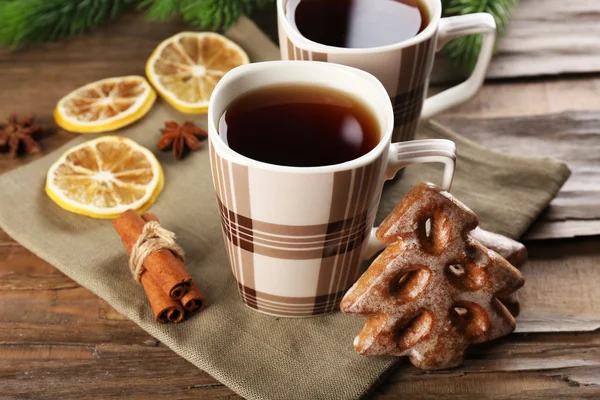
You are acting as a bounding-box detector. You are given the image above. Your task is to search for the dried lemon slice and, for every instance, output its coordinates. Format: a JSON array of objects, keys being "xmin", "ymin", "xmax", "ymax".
[
  {"xmin": 46, "ymin": 136, "xmax": 163, "ymax": 219},
  {"xmin": 146, "ymin": 32, "xmax": 249, "ymax": 113},
  {"xmin": 54, "ymin": 76, "xmax": 156, "ymax": 134}
]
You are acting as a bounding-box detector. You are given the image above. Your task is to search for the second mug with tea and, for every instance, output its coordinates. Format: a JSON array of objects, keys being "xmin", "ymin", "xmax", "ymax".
[
  {"xmin": 290, "ymin": 0, "xmax": 428, "ymax": 49},
  {"xmin": 278, "ymin": 0, "xmax": 497, "ymax": 142}
]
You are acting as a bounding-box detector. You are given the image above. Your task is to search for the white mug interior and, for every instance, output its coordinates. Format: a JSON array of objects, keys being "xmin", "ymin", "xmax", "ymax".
[
  {"xmin": 278, "ymin": 0, "xmax": 442, "ymax": 54},
  {"xmin": 208, "ymin": 61, "xmax": 395, "ymax": 173}
]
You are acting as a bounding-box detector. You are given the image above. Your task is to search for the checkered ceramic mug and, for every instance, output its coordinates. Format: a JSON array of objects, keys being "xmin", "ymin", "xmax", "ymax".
[
  {"xmin": 208, "ymin": 61, "xmax": 455, "ymax": 317},
  {"xmin": 278, "ymin": 0, "xmax": 496, "ymax": 143}
]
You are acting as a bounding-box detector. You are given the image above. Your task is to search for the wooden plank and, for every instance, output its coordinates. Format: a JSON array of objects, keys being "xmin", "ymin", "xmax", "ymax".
[
  {"xmin": 0, "ymin": 281, "xmax": 150, "ymax": 345},
  {"xmin": 377, "ymin": 370, "xmax": 600, "ymax": 399},
  {"xmin": 0, "ymin": 246, "xmax": 77, "ymax": 291},
  {"xmin": 434, "ymin": 76, "xmax": 600, "ymax": 239},
  {"xmin": 526, "ymin": 220, "xmax": 600, "ymax": 240},
  {"xmin": 435, "ymin": 77, "xmax": 600, "ymax": 119},
  {"xmin": 371, "ymin": 332, "xmax": 600, "ymax": 398},
  {"xmin": 431, "ymin": 0, "xmax": 600, "ymax": 82},
  {"xmin": 1, "ymin": 332, "xmax": 599, "ymax": 399},
  {"xmin": 0, "ymin": 343, "xmax": 228, "ymax": 400},
  {"xmin": 437, "ymin": 111, "xmax": 600, "ymax": 239},
  {"xmin": 517, "ymin": 237, "xmax": 600, "ymax": 332},
  {"xmin": 0, "ymin": 229, "xmax": 16, "ymax": 245}
]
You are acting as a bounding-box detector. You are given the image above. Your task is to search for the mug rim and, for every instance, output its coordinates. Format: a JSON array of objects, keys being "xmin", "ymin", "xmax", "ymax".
[
  {"xmin": 277, "ymin": 0, "xmax": 442, "ymax": 54},
  {"xmin": 208, "ymin": 61, "xmax": 394, "ymax": 174}
]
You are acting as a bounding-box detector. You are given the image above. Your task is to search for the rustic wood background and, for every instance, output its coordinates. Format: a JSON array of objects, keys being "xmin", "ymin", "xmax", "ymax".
[
  {"xmin": 1, "ymin": 2, "xmax": 600, "ymax": 399},
  {"xmin": 431, "ymin": 0, "xmax": 600, "ymax": 81}
]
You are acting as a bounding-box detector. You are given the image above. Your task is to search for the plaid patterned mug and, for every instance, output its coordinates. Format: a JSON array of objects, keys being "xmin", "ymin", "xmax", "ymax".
[
  {"xmin": 277, "ymin": 0, "xmax": 497, "ymax": 143},
  {"xmin": 208, "ymin": 61, "xmax": 456, "ymax": 317}
]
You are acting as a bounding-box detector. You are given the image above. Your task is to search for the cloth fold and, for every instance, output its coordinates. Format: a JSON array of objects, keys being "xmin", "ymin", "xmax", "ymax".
[{"xmin": 0, "ymin": 17, "xmax": 570, "ymax": 400}]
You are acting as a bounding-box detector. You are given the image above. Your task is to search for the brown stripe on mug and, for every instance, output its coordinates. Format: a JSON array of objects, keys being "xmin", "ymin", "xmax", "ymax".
[
  {"xmin": 392, "ymin": 83, "xmax": 425, "ymax": 135},
  {"xmin": 240, "ymin": 299, "xmax": 340, "ymax": 316},
  {"xmin": 317, "ymin": 165, "xmax": 368, "ymax": 313},
  {"xmin": 335, "ymin": 154, "xmax": 383, "ymax": 308},
  {"xmin": 396, "ymin": 42, "xmax": 419, "ymax": 97},
  {"xmin": 239, "ymin": 283, "xmax": 345, "ymax": 306},
  {"xmin": 416, "ymin": 37, "xmax": 434, "ymax": 85},
  {"xmin": 219, "ymin": 213, "xmax": 371, "ymax": 249},
  {"xmin": 209, "ymin": 143, "xmax": 219, "ymax": 196},
  {"xmin": 252, "ymin": 219, "xmax": 329, "ymax": 237},
  {"xmin": 222, "ymin": 216, "xmax": 368, "ymax": 244},
  {"xmin": 220, "ymin": 159, "xmax": 237, "ymax": 244},
  {"xmin": 287, "ymin": 38, "xmax": 295, "ymax": 60},
  {"xmin": 238, "ymin": 283, "xmax": 346, "ymax": 314},
  {"xmin": 220, "ymin": 216, "xmax": 369, "ymax": 260},
  {"xmin": 229, "ymin": 221, "xmax": 370, "ymax": 246},
  {"xmin": 393, "ymin": 43, "xmax": 419, "ymax": 142},
  {"xmin": 327, "ymin": 166, "xmax": 367, "ymax": 307},
  {"xmin": 237, "ymin": 282, "xmax": 258, "ymax": 311},
  {"xmin": 238, "ymin": 293, "xmax": 343, "ymax": 314},
  {"xmin": 216, "ymin": 197, "xmax": 369, "ymax": 242},
  {"xmin": 231, "ymin": 162, "xmax": 255, "ymax": 295},
  {"xmin": 244, "ymin": 302, "xmax": 342, "ymax": 316},
  {"xmin": 327, "ymin": 161, "xmax": 376, "ymax": 313},
  {"xmin": 315, "ymin": 169, "xmax": 354, "ymax": 301},
  {"xmin": 213, "ymin": 148, "xmax": 241, "ymax": 284},
  {"xmin": 220, "ymin": 157, "xmax": 245, "ymax": 283},
  {"xmin": 311, "ymin": 52, "xmax": 328, "ymax": 62}
]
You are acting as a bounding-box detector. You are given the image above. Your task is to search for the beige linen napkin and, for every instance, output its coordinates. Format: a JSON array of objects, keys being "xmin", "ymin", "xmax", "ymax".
[{"xmin": 0, "ymin": 18, "xmax": 570, "ymax": 400}]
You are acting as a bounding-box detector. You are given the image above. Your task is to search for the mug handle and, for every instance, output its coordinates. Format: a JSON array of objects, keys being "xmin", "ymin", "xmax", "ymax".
[
  {"xmin": 421, "ymin": 13, "xmax": 497, "ymax": 119},
  {"xmin": 363, "ymin": 138, "xmax": 456, "ymax": 258}
]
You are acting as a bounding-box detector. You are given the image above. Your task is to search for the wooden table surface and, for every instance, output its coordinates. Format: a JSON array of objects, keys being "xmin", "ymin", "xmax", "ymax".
[{"xmin": 2, "ymin": 5, "xmax": 600, "ymax": 400}]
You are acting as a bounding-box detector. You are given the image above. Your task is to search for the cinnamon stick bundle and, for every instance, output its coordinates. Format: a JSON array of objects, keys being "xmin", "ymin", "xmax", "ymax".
[
  {"xmin": 113, "ymin": 210, "xmax": 205, "ymax": 324},
  {"xmin": 113, "ymin": 210, "xmax": 192, "ymax": 299}
]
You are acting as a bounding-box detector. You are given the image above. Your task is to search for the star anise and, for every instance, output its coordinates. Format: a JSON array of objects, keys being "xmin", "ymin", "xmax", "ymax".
[
  {"xmin": 0, "ymin": 114, "xmax": 50, "ymax": 158},
  {"xmin": 157, "ymin": 120, "xmax": 208, "ymax": 160}
]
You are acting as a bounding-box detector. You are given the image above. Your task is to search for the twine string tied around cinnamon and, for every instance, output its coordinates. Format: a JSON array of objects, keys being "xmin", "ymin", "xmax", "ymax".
[{"xmin": 129, "ymin": 220, "xmax": 185, "ymax": 282}]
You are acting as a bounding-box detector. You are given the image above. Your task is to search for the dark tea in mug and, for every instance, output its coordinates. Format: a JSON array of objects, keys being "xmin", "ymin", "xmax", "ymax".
[
  {"xmin": 219, "ymin": 84, "xmax": 380, "ymax": 167},
  {"xmin": 289, "ymin": 0, "xmax": 428, "ymax": 49}
]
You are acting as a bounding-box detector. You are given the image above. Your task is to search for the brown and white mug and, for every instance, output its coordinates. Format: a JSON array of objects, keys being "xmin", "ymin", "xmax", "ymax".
[
  {"xmin": 277, "ymin": 0, "xmax": 496, "ymax": 142},
  {"xmin": 208, "ymin": 61, "xmax": 456, "ymax": 317}
]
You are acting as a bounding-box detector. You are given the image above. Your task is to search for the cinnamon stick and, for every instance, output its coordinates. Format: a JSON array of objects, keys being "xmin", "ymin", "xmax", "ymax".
[
  {"xmin": 143, "ymin": 212, "xmax": 206, "ymax": 316},
  {"xmin": 181, "ymin": 281, "xmax": 205, "ymax": 315},
  {"xmin": 141, "ymin": 272, "xmax": 184, "ymax": 323},
  {"xmin": 113, "ymin": 210, "xmax": 192, "ymax": 299}
]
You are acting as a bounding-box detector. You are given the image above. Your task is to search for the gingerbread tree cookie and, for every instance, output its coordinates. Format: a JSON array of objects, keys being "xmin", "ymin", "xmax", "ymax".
[{"xmin": 340, "ymin": 182, "xmax": 525, "ymax": 370}]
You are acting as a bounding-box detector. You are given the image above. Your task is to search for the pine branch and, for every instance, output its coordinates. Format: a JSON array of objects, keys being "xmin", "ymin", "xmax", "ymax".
[
  {"xmin": 138, "ymin": 0, "xmax": 180, "ymax": 20},
  {"xmin": 0, "ymin": 0, "xmax": 138, "ymax": 49},
  {"xmin": 139, "ymin": 0, "xmax": 273, "ymax": 30},
  {"xmin": 179, "ymin": 0, "xmax": 273, "ymax": 31},
  {"xmin": 442, "ymin": 0, "xmax": 518, "ymax": 74}
]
